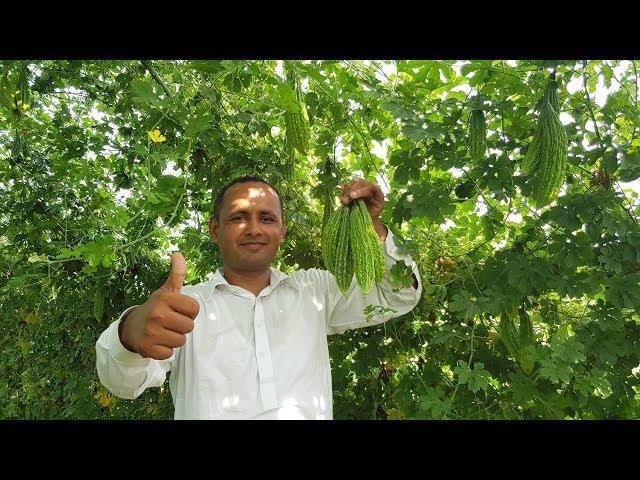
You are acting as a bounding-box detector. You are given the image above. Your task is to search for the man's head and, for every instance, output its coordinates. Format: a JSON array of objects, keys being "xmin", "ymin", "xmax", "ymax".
[{"xmin": 209, "ymin": 176, "xmax": 286, "ymax": 273}]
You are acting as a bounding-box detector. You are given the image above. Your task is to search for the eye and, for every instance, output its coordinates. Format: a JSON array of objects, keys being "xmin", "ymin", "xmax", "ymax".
[{"xmin": 262, "ymin": 216, "xmax": 275, "ymax": 222}]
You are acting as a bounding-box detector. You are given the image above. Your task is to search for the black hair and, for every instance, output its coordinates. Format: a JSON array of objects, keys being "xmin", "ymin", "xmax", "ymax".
[{"xmin": 212, "ymin": 175, "xmax": 284, "ymax": 222}]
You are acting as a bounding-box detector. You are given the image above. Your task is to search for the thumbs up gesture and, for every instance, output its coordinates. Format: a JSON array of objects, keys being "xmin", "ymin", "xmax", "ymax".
[
  {"xmin": 118, "ymin": 253, "xmax": 201, "ymax": 360},
  {"xmin": 162, "ymin": 252, "xmax": 188, "ymax": 292}
]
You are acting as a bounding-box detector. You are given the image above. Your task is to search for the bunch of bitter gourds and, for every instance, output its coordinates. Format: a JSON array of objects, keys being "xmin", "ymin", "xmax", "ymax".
[
  {"xmin": 322, "ymin": 199, "xmax": 385, "ymax": 295},
  {"xmin": 521, "ymin": 78, "xmax": 568, "ymax": 207}
]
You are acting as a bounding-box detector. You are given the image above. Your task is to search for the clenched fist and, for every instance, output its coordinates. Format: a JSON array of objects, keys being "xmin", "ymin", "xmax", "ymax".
[{"xmin": 118, "ymin": 252, "xmax": 200, "ymax": 360}]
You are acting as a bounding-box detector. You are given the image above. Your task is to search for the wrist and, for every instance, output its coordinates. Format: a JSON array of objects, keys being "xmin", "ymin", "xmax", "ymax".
[
  {"xmin": 372, "ymin": 219, "xmax": 388, "ymax": 242},
  {"xmin": 118, "ymin": 307, "xmax": 138, "ymax": 353}
]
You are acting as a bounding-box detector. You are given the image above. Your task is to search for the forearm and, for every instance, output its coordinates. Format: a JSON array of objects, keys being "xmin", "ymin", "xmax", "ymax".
[
  {"xmin": 95, "ymin": 312, "xmax": 170, "ymax": 399},
  {"xmin": 118, "ymin": 307, "xmax": 140, "ymax": 353},
  {"xmin": 326, "ymin": 228, "xmax": 422, "ymax": 334},
  {"xmin": 372, "ymin": 220, "xmax": 418, "ymax": 289},
  {"xmin": 372, "ymin": 218, "xmax": 388, "ymax": 242}
]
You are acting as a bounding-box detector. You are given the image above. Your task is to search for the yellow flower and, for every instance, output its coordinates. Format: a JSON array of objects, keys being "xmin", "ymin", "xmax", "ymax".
[
  {"xmin": 95, "ymin": 391, "xmax": 111, "ymax": 407},
  {"xmin": 147, "ymin": 129, "xmax": 166, "ymax": 143}
]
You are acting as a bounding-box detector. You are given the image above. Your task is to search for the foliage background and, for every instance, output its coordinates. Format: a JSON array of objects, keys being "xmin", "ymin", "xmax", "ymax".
[{"xmin": 1, "ymin": 59, "xmax": 639, "ymax": 419}]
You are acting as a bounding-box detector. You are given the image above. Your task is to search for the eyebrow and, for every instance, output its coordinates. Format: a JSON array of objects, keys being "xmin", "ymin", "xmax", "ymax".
[{"xmin": 227, "ymin": 209, "xmax": 278, "ymax": 218}]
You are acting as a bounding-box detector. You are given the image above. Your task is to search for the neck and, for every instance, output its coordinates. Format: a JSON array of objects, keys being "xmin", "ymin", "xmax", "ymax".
[{"xmin": 221, "ymin": 265, "xmax": 272, "ymax": 297}]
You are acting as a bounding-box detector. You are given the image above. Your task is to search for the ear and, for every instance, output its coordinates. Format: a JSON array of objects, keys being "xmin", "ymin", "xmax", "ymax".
[{"xmin": 209, "ymin": 216, "xmax": 220, "ymax": 244}]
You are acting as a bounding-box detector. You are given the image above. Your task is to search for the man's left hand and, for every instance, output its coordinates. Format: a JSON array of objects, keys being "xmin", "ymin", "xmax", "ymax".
[{"xmin": 340, "ymin": 178, "xmax": 387, "ymax": 241}]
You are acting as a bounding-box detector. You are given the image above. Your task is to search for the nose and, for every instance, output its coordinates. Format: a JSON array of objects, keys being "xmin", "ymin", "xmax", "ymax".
[{"xmin": 245, "ymin": 216, "xmax": 262, "ymax": 236}]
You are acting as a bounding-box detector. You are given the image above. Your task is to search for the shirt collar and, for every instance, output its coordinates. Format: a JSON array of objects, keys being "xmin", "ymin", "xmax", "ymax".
[{"xmin": 204, "ymin": 266, "xmax": 300, "ymax": 299}]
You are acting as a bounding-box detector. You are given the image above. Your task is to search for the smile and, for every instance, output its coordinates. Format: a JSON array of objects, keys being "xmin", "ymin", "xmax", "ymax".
[{"xmin": 241, "ymin": 243, "xmax": 267, "ymax": 249}]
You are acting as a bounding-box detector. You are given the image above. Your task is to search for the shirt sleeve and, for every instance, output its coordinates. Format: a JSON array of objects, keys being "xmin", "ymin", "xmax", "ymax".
[
  {"xmin": 95, "ymin": 305, "xmax": 179, "ymax": 400},
  {"xmin": 323, "ymin": 227, "xmax": 422, "ymax": 335}
]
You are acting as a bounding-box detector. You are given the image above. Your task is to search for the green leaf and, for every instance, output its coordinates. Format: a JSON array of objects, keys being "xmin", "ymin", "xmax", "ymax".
[
  {"xmin": 618, "ymin": 150, "xmax": 640, "ymax": 181},
  {"xmin": 276, "ymin": 81, "xmax": 299, "ymax": 112},
  {"xmin": 401, "ymin": 123, "xmax": 427, "ymax": 141},
  {"xmin": 448, "ymin": 290, "xmax": 476, "ymax": 317},
  {"xmin": 538, "ymin": 357, "xmax": 574, "ymax": 384},
  {"xmin": 417, "ymin": 387, "xmax": 448, "ymax": 419},
  {"xmin": 190, "ymin": 60, "xmax": 224, "ymax": 74},
  {"xmin": 390, "ymin": 261, "xmax": 414, "ymax": 290},
  {"xmin": 454, "ymin": 361, "xmax": 492, "ymax": 393},
  {"xmin": 131, "ymin": 79, "xmax": 160, "ymax": 105}
]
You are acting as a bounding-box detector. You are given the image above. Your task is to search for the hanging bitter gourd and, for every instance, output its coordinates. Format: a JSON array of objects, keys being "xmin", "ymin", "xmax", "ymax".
[
  {"xmin": 518, "ymin": 309, "xmax": 535, "ymax": 374},
  {"xmin": 355, "ymin": 199, "xmax": 385, "ymax": 284},
  {"xmin": 350, "ymin": 201, "xmax": 376, "ymax": 294},
  {"xmin": 283, "ymin": 61, "xmax": 310, "ymax": 156},
  {"xmin": 497, "ymin": 312, "xmax": 521, "ymax": 360},
  {"xmin": 284, "ymin": 107, "xmax": 310, "ymax": 156},
  {"xmin": 468, "ymin": 108, "xmax": 486, "ymax": 161},
  {"xmin": 542, "ymin": 78, "xmax": 560, "ymax": 113},
  {"xmin": 321, "ymin": 158, "xmax": 335, "ymax": 230},
  {"xmin": 322, "ymin": 191, "xmax": 334, "ymax": 231},
  {"xmin": 521, "ymin": 78, "xmax": 568, "ymax": 206},
  {"xmin": 497, "ymin": 308, "xmax": 536, "ymax": 374},
  {"xmin": 333, "ymin": 205, "xmax": 355, "ymax": 294}
]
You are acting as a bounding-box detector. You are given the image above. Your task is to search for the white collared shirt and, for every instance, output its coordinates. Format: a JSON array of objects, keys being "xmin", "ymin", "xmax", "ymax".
[{"xmin": 96, "ymin": 229, "xmax": 422, "ymax": 419}]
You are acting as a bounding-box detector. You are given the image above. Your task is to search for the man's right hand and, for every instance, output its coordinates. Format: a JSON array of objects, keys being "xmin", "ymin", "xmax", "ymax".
[{"xmin": 118, "ymin": 252, "xmax": 200, "ymax": 360}]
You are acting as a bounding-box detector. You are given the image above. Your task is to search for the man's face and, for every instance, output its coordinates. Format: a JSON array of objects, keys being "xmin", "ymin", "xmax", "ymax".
[{"xmin": 209, "ymin": 182, "xmax": 285, "ymax": 272}]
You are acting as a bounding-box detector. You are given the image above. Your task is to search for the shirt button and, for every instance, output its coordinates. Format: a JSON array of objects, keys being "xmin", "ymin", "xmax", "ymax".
[{"xmin": 258, "ymin": 352, "xmax": 264, "ymax": 358}]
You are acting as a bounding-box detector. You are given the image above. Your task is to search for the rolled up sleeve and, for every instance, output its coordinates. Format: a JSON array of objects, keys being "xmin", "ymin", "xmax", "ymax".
[
  {"xmin": 95, "ymin": 306, "xmax": 176, "ymax": 400},
  {"xmin": 325, "ymin": 228, "xmax": 422, "ymax": 335}
]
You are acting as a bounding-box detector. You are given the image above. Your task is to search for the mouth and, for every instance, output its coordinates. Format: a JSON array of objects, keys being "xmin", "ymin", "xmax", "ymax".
[{"xmin": 240, "ymin": 242, "xmax": 267, "ymax": 250}]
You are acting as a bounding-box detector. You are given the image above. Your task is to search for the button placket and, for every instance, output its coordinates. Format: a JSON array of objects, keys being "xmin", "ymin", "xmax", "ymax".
[{"xmin": 253, "ymin": 297, "xmax": 277, "ymax": 411}]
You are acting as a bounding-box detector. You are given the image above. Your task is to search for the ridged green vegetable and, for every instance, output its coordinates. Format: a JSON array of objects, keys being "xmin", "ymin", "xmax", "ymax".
[
  {"xmin": 468, "ymin": 109, "xmax": 486, "ymax": 161},
  {"xmin": 521, "ymin": 79, "xmax": 568, "ymax": 206},
  {"xmin": 518, "ymin": 310, "xmax": 535, "ymax": 350},
  {"xmin": 542, "ymin": 78, "xmax": 560, "ymax": 113},
  {"xmin": 497, "ymin": 313, "xmax": 521, "ymax": 360},
  {"xmin": 282, "ymin": 150, "xmax": 295, "ymax": 180},
  {"xmin": 356, "ymin": 200, "xmax": 385, "ymax": 284},
  {"xmin": 370, "ymin": 226, "xmax": 385, "ymax": 283},
  {"xmin": 350, "ymin": 201, "xmax": 375, "ymax": 294},
  {"xmin": 374, "ymin": 251, "xmax": 385, "ymax": 282},
  {"xmin": 333, "ymin": 205, "xmax": 354, "ymax": 294},
  {"xmin": 320, "ymin": 157, "xmax": 335, "ymax": 229},
  {"xmin": 321, "ymin": 200, "xmax": 386, "ymax": 295},
  {"xmin": 284, "ymin": 61, "xmax": 310, "ymax": 157},
  {"xmin": 497, "ymin": 309, "xmax": 537, "ymax": 374},
  {"xmin": 322, "ymin": 190, "xmax": 333, "ymax": 231},
  {"xmin": 284, "ymin": 107, "xmax": 310, "ymax": 155}
]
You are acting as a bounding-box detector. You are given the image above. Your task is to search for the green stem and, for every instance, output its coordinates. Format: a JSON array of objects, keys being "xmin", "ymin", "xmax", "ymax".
[{"xmin": 140, "ymin": 60, "xmax": 172, "ymax": 97}]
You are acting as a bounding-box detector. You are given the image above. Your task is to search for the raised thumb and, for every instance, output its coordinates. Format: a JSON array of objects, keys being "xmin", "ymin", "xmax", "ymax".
[{"xmin": 163, "ymin": 252, "xmax": 187, "ymax": 292}]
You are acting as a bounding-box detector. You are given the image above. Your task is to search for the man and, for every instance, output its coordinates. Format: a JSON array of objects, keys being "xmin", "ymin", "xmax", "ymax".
[{"xmin": 96, "ymin": 175, "xmax": 422, "ymax": 419}]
